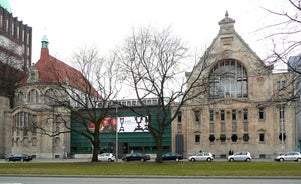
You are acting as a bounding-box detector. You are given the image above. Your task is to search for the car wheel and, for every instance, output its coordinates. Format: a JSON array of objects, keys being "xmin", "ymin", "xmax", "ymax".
[
  {"xmin": 297, "ymin": 158, "xmax": 301, "ymax": 162},
  {"xmin": 229, "ymin": 158, "xmax": 234, "ymax": 162},
  {"xmin": 108, "ymin": 158, "xmax": 112, "ymax": 162},
  {"xmin": 175, "ymin": 158, "xmax": 179, "ymax": 162},
  {"xmin": 245, "ymin": 158, "xmax": 251, "ymax": 162},
  {"xmin": 191, "ymin": 158, "xmax": 195, "ymax": 162},
  {"xmin": 140, "ymin": 158, "xmax": 145, "ymax": 162},
  {"xmin": 280, "ymin": 158, "xmax": 284, "ymax": 162},
  {"xmin": 20, "ymin": 158, "xmax": 24, "ymax": 162},
  {"xmin": 206, "ymin": 158, "xmax": 212, "ymax": 162}
]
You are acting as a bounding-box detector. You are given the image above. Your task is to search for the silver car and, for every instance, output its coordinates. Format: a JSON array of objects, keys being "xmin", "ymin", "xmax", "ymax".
[
  {"xmin": 228, "ymin": 151, "xmax": 251, "ymax": 162},
  {"xmin": 98, "ymin": 153, "xmax": 115, "ymax": 162},
  {"xmin": 274, "ymin": 151, "xmax": 301, "ymax": 162},
  {"xmin": 188, "ymin": 152, "xmax": 214, "ymax": 162}
]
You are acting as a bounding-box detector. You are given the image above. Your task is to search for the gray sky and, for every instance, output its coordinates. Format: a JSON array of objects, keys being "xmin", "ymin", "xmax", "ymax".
[{"xmin": 9, "ymin": 0, "xmax": 290, "ymax": 64}]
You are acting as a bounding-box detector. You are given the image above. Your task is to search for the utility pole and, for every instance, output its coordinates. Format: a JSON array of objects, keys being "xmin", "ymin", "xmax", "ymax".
[{"xmin": 115, "ymin": 105, "xmax": 118, "ymax": 161}]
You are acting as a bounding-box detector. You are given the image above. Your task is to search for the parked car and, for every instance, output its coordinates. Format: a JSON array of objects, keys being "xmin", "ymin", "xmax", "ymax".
[
  {"xmin": 98, "ymin": 153, "xmax": 115, "ymax": 162},
  {"xmin": 188, "ymin": 152, "xmax": 214, "ymax": 162},
  {"xmin": 274, "ymin": 151, "xmax": 301, "ymax": 162},
  {"xmin": 122, "ymin": 152, "xmax": 150, "ymax": 162},
  {"xmin": 5, "ymin": 153, "xmax": 33, "ymax": 162},
  {"xmin": 228, "ymin": 151, "xmax": 251, "ymax": 162},
  {"xmin": 161, "ymin": 152, "xmax": 183, "ymax": 161}
]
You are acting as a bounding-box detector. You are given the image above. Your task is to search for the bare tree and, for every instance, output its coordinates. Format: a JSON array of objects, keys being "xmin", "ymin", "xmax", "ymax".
[
  {"xmin": 260, "ymin": 0, "xmax": 301, "ymax": 105},
  {"xmin": 0, "ymin": 40, "xmax": 25, "ymax": 108},
  {"xmin": 35, "ymin": 46, "xmax": 121, "ymax": 162},
  {"xmin": 117, "ymin": 26, "xmax": 211, "ymax": 162},
  {"xmin": 263, "ymin": 0, "xmax": 301, "ymax": 72}
]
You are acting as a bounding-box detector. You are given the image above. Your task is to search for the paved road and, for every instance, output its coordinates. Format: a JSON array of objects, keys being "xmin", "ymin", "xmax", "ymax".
[{"xmin": 0, "ymin": 176, "xmax": 300, "ymax": 184}]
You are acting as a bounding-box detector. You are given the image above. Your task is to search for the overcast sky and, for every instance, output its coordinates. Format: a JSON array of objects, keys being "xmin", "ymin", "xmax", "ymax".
[{"xmin": 8, "ymin": 0, "xmax": 290, "ymax": 64}]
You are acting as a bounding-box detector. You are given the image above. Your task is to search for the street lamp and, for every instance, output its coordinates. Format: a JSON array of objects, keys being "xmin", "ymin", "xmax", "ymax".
[
  {"xmin": 280, "ymin": 104, "xmax": 285, "ymax": 152},
  {"xmin": 115, "ymin": 105, "xmax": 118, "ymax": 161}
]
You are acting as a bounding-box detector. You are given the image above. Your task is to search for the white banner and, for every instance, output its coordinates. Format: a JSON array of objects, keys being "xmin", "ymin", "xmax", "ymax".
[{"xmin": 117, "ymin": 116, "xmax": 149, "ymax": 133}]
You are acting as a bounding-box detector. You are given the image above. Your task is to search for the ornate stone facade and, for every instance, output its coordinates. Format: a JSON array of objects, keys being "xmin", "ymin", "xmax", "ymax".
[
  {"xmin": 172, "ymin": 12, "xmax": 296, "ymax": 159},
  {"xmin": 9, "ymin": 38, "xmax": 71, "ymax": 159}
]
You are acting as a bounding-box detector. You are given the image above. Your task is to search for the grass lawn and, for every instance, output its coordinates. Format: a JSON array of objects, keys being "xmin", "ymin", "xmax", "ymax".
[{"xmin": 0, "ymin": 161, "xmax": 301, "ymax": 176}]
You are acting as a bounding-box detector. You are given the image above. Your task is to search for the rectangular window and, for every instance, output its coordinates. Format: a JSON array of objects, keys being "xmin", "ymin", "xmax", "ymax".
[
  {"xmin": 194, "ymin": 110, "xmax": 200, "ymax": 124},
  {"xmin": 259, "ymin": 108, "xmax": 265, "ymax": 120},
  {"xmin": 232, "ymin": 109, "xmax": 236, "ymax": 121},
  {"xmin": 209, "ymin": 109, "xmax": 214, "ymax": 121},
  {"xmin": 259, "ymin": 133, "xmax": 265, "ymax": 142},
  {"xmin": 27, "ymin": 33, "xmax": 30, "ymax": 45},
  {"xmin": 220, "ymin": 122, "xmax": 225, "ymax": 132},
  {"xmin": 243, "ymin": 108, "xmax": 248, "ymax": 121},
  {"xmin": 177, "ymin": 111, "xmax": 182, "ymax": 123},
  {"xmin": 209, "ymin": 123, "xmax": 214, "ymax": 133},
  {"xmin": 177, "ymin": 124, "xmax": 182, "ymax": 133},
  {"xmin": 232, "ymin": 122, "xmax": 237, "ymax": 132},
  {"xmin": 11, "ymin": 23, "xmax": 14, "ymax": 36},
  {"xmin": 220, "ymin": 110, "xmax": 225, "ymax": 121},
  {"xmin": 6, "ymin": 19, "xmax": 9, "ymax": 32},
  {"xmin": 243, "ymin": 122, "xmax": 248, "ymax": 132},
  {"xmin": 279, "ymin": 106, "xmax": 285, "ymax": 120},
  {"xmin": 17, "ymin": 26, "xmax": 19, "ymax": 39},
  {"xmin": 22, "ymin": 30, "xmax": 24, "ymax": 42},
  {"xmin": 195, "ymin": 135, "xmax": 200, "ymax": 143},
  {"xmin": 279, "ymin": 105, "xmax": 286, "ymax": 132},
  {"xmin": 0, "ymin": 15, "xmax": 2, "ymax": 29},
  {"xmin": 277, "ymin": 81, "xmax": 286, "ymax": 90}
]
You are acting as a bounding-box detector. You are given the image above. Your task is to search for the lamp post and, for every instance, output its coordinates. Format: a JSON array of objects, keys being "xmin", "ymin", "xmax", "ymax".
[
  {"xmin": 281, "ymin": 104, "xmax": 284, "ymax": 152},
  {"xmin": 115, "ymin": 105, "xmax": 118, "ymax": 161}
]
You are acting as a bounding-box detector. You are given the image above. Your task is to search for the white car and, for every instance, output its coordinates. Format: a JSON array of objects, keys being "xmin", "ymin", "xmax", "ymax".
[
  {"xmin": 98, "ymin": 153, "xmax": 115, "ymax": 162},
  {"xmin": 228, "ymin": 151, "xmax": 251, "ymax": 162},
  {"xmin": 188, "ymin": 152, "xmax": 214, "ymax": 162},
  {"xmin": 274, "ymin": 152, "xmax": 301, "ymax": 162}
]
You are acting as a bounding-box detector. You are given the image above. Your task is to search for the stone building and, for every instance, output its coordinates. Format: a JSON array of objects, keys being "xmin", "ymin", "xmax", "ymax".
[
  {"xmin": 172, "ymin": 12, "xmax": 297, "ymax": 159},
  {"xmin": 0, "ymin": 0, "xmax": 32, "ymax": 158},
  {"xmin": 0, "ymin": 0, "xmax": 32, "ymax": 71},
  {"xmin": 9, "ymin": 37, "xmax": 72, "ymax": 159}
]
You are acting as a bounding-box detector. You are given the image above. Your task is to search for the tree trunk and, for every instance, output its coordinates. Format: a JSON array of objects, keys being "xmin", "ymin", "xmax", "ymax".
[
  {"xmin": 155, "ymin": 131, "xmax": 164, "ymax": 163},
  {"xmin": 91, "ymin": 132, "xmax": 100, "ymax": 162}
]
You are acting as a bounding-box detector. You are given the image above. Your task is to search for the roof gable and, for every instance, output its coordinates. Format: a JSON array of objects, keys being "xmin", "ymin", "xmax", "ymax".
[{"xmin": 202, "ymin": 11, "xmax": 272, "ymax": 74}]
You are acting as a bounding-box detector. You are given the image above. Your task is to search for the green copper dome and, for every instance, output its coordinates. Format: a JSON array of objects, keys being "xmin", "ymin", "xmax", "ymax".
[
  {"xmin": 41, "ymin": 35, "xmax": 49, "ymax": 48},
  {"xmin": 0, "ymin": 0, "xmax": 12, "ymax": 13}
]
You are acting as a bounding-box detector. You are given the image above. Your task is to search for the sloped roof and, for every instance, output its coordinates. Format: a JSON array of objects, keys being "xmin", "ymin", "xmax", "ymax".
[{"xmin": 18, "ymin": 38, "xmax": 100, "ymax": 98}]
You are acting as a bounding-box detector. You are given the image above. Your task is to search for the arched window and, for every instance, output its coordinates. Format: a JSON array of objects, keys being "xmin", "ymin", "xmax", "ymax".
[
  {"xmin": 28, "ymin": 89, "xmax": 39, "ymax": 103},
  {"xmin": 209, "ymin": 59, "xmax": 248, "ymax": 99},
  {"xmin": 15, "ymin": 91, "xmax": 23, "ymax": 106},
  {"xmin": 45, "ymin": 89, "xmax": 57, "ymax": 105}
]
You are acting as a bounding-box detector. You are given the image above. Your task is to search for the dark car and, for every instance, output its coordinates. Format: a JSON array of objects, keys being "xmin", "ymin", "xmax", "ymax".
[
  {"xmin": 5, "ymin": 153, "xmax": 33, "ymax": 162},
  {"xmin": 122, "ymin": 152, "xmax": 150, "ymax": 162},
  {"xmin": 162, "ymin": 152, "xmax": 183, "ymax": 161}
]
